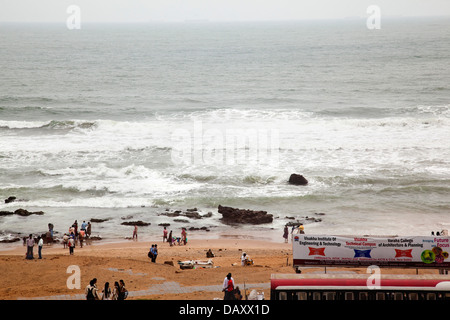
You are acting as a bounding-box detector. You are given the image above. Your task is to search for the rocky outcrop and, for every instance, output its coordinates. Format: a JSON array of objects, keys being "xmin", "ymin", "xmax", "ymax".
[
  {"xmin": 218, "ymin": 205, "xmax": 273, "ymax": 224},
  {"xmin": 121, "ymin": 220, "xmax": 151, "ymax": 226},
  {"xmin": 4, "ymin": 196, "xmax": 16, "ymax": 204},
  {"xmin": 0, "ymin": 209, "xmax": 44, "ymax": 216},
  {"xmin": 288, "ymin": 174, "xmax": 308, "ymax": 185}
]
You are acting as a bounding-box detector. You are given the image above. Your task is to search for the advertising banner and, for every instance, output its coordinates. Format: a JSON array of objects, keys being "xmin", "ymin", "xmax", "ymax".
[{"xmin": 293, "ymin": 234, "xmax": 450, "ymax": 268}]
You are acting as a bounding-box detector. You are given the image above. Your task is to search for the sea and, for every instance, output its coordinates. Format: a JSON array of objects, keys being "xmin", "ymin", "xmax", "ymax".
[{"xmin": 0, "ymin": 17, "xmax": 449, "ymax": 247}]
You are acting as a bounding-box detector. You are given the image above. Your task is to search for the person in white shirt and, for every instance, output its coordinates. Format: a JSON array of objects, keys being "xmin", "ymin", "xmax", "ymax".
[
  {"xmin": 222, "ymin": 273, "xmax": 235, "ymax": 300},
  {"xmin": 38, "ymin": 236, "xmax": 44, "ymax": 259}
]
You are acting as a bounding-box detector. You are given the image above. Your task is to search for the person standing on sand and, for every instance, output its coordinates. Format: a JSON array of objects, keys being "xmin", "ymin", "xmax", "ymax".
[
  {"xmin": 68, "ymin": 235, "xmax": 75, "ymax": 255},
  {"xmin": 223, "ymin": 273, "xmax": 235, "ymax": 300},
  {"xmin": 38, "ymin": 236, "xmax": 44, "ymax": 259},
  {"xmin": 152, "ymin": 244, "xmax": 158, "ymax": 263},
  {"xmin": 87, "ymin": 222, "xmax": 91, "ymax": 237},
  {"xmin": 26, "ymin": 234, "xmax": 34, "ymax": 259},
  {"xmin": 133, "ymin": 225, "xmax": 138, "ymax": 241},
  {"xmin": 181, "ymin": 228, "xmax": 187, "ymax": 245},
  {"xmin": 168, "ymin": 230, "xmax": 173, "ymax": 246},
  {"xmin": 163, "ymin": 227, "xmax": 168, "ymax": 242},
  {"xmin": 63, "ymin": 233, "xmax": 69, "ymax": 249},
  {"xmin": 283, "ymin": 225, "xmax": 289, "ymax": 243}
]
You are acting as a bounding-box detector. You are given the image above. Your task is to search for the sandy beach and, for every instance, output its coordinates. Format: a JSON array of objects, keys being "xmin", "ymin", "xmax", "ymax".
[
  {"xmin": 0, "ymin": 237, "xmax": 292, "ymax": 300},
  {"xmin": 0, "ymin": 236, "xmax": 441, "ymax": 301}
]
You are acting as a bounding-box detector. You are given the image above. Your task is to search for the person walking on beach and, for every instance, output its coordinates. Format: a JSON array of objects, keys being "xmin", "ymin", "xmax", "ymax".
[
  {"xmin": 181, "ymin": 228, "xmax": 187, "ymax": 245},
  {"xmin": 223, "ymin": 273, "xmax": 235, "ymax": 300},
  {"xmin": 48, "ymin": 223, "xmax": 54, "ymax": 238},
  {"xmin": 152, "ymin": 244, "xmax": 158, "ymax": 263},
  {"xmin": 163, "ymin": 227, "xmax": 168, "ymax": 242},
  {"xmin": 79, "ymin": 229, "xmax": 85, "ymax": 248},
  {"xmin": 63, "ymin": 233, "xmax": 69, "ymax": 249},
  {"xmin": 283, "ymin": 225, "xmax": 289, "ymax": 243},
  {"xmin": 38, "ymin": 236, "xmax": 44, "ymax": 259},
  {"xmin": 133, "ymin": 225, "xmax": 138, "ymax": 241},
  {"xmin": 87, "ymin": 222, "xmax": 91, "ymax": 237},
  {"xmin": 168, "ymin": 230, "xmax": 173, "ymax": 247},
  {"xmin": 26, "ymin": 234, "xmax": 34, "ymax": 259},
  {"xmin": 68, "ymin": 235, "xmax": 75, "ymax": 255},
  {"xmin": 148, "ymin": 244, "xmax": 155, "ymax": 261}
]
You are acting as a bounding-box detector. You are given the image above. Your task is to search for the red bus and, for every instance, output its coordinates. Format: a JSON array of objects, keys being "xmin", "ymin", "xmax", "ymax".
[{"xmin": 270, "ymin": 274, "xmax": 450, "ymax": 300}]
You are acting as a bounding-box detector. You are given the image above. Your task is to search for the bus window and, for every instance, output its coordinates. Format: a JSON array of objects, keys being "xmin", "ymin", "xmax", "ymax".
[
  {"xmin": 313, "ymin": 292, "xmax": 321, "ymax": 300},
  {"xmin": 345, "ymin": 292, "xmax": 354, "ymax": 300},
  {"xmin": 278, "ymin": 292, "xmax": 287, "ymax": 300},
  {"xmin": 376, "ymin": 292, "xmax": 385, "ymax": 300},
  {"xmin": 394, "ymin": 292, "xmax": 403, "ymax": 300},
  {"xmin": 427, "ymin": 293, "xmax": 436, "ymax": 300},
  {"xmin": 296, "ymin": 292, "xmax": 308, "ymax": 300},
  {"xmin": 359, "ymin": 292, "xmax": 368, "ymax": 300},
  {"xmin": 408, "ymin": 293, "xmax": 419, "ymax": 300},
  {"xmin": 323, "ymin": 292, "xmax": 336, "ymax": 300}
]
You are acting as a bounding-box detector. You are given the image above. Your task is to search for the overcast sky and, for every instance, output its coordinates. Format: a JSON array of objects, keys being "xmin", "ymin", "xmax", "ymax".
[{"xmin": 1, "ymin": 0, "xmax": 449, "ymax": 23}]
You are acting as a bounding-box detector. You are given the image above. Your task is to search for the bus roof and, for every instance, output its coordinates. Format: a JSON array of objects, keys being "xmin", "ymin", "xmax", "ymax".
[{"xmin": 270, "ymin": 274, "xmax": 450, "ymax": 290}]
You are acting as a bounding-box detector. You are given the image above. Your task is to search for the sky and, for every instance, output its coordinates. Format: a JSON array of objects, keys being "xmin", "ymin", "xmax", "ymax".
[{"xmin": 0, "ymin": 0, "xmax": 449, "ymax": 23}]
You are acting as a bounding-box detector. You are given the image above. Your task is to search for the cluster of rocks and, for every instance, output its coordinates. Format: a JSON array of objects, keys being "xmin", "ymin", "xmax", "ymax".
[
  {"xmin": 283, "ymin": 213, "xmax": 325, "ymax": 226},
  {"xmin": 154, "ymin": 208, "xmax": 214, "ymax": 232},
  {"xmin": 159, "ymin": 208, "xmax": 213, "ymax": 220},
  {"xmin": 218, "ymin": 205, "xmax": 273, "ymax": 225}
]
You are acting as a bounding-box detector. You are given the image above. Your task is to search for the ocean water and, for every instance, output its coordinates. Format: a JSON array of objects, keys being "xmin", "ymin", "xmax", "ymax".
[{"xmin": 0, "ymin": 18, "xmax": 449, "ymax": 246}]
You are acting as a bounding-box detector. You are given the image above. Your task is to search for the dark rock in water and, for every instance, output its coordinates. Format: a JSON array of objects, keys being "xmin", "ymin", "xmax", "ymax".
[
  {"xmin": 0, "ymin": 237, "xmax": 21, "ymax": 243},
  {"xmin": 158, "ymin": 223, "xmax": 171, "ymax": 227},
  {"xmin": 5, "ymin": 196, "xmax": 16, "ymax": 204},
  {"xmin": 121, "ymin": 221, "xmax": 151, "ymax": 226},
  {"xmin": 218, "ymin": 205, "xmax": 273, "ymax": 225},
  {"xmin": 15, "ymin": 209, "xmax": 44, "ymax": 216},
  {"xmin": 184, "ymin": 211, "xmax": 202, "ymax": 219},
  {"xmin": 0, "ymin": 209, "xmax": 44, "ymax": 216},
  {"xmin": 188, "ymin": 226, "xmax": 210, "ymax": 232},
  {"xmin": 90, "ymin": 218, "xmax": 110, "ymax": 223},
  {"xmin": 288, "ymin": 174, "xmax": 308, "ymax": 186}
]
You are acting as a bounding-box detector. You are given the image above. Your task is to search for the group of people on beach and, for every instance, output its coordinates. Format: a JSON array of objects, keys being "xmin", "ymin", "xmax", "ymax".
[
  {"xmin": 63, "ymin": 220, "xmax": 92, "ymax": 255},
  {"xmin": 85, "ymin": 278, "xmax": 128, "ymax": 300},
  {"xmin": 164, "ymin": 227, "xmax": 188, "ymax": 246},
  {"xmin": 24, "ymin": 234, "xmax": 44, "ymax": 259},
  {"xmin": 148, "ymin": 244, "xmax": 158, "ymax": 262}
]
